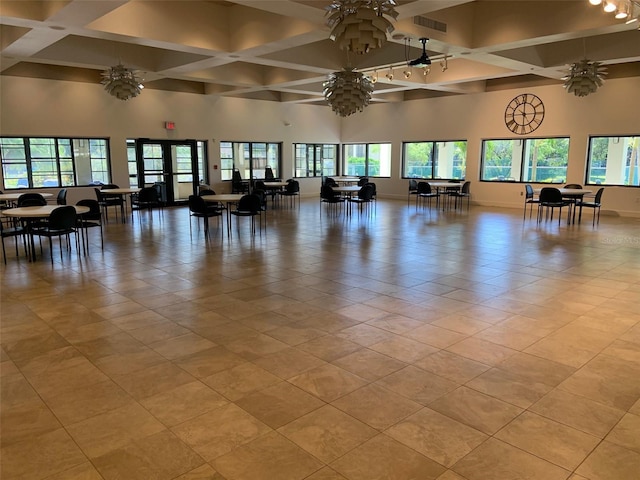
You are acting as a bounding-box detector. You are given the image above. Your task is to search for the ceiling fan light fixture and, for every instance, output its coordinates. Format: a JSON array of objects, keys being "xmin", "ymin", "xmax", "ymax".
[
  {"xmin": 323, "ymin": 67, "xmax": 374, "ymax": 117},
  {"xmin": 101, "ymin": 64, "xmax": 143, "ymax": 101},
  {"xmin": 326, "ymin": 0, "xmax": 399, "ymax": 54},
  {"xmin": 409, "ymin": 38, "xmax": 432, "ymax": 67},
  {"xmin": 562, "ymin": 59, "xmax": 607, "ymax": 97}
]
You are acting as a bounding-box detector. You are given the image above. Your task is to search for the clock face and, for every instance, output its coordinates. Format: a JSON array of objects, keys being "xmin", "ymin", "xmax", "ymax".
[{"xmin": 504, "ymin": 93, "xmax": 545, "ymax": 135}]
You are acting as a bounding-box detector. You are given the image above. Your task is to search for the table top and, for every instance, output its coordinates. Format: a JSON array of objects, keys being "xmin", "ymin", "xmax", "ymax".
[
  {"xmin": 201, "ymin": 194, "xmax": 244, "ymax": 203},
  {"xmin": 2, "ymin": 205, "xmax": 89, "ymax": 218},
  {"xmin": 262, "ymin": 181, "xmax": 289, "ymax": 187},
  {"xmin": 101, "ymin": 188, "xmax": 141, "ymax": 194},
  {"xmin": 330, "ymin": 176, "xmax": 361, "ymax": 184},
  {"xmin": 0, "ymin": 192, "xmax": 54, "ymax": 201},
  {"xmin": 332, "ymin": 185, "xmax": 361, "ymax": 193},
  {"xmin": 534, "ymin": 188, "xmax": 592, "ymax": 196},
  {"xmin": 426, "ymin": 182, "xmax": 464, "ymax": 189}
]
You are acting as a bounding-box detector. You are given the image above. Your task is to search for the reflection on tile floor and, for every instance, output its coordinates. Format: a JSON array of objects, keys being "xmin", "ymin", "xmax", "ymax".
[{"xmin": 2, "ymin": 199, "xmax": 640, "ymax": 480}]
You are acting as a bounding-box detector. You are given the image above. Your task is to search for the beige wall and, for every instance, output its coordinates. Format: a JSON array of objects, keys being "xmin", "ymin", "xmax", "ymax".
[{"xmin": 1, "ymin": 75, "xmax": 639, "ymax": 216}]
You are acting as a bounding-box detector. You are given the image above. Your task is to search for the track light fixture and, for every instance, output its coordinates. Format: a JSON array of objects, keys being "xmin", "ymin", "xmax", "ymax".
[
  {"xmin": 440, "ymin": 56, "xmax": 449, "ymax": 72},
  {"xmin": 588, "ymin": 0, "xmax": 639, "ymax": 20},
  {"xmin": 386, "ymin": 67, "xmax": 394, "ymax": 81}
]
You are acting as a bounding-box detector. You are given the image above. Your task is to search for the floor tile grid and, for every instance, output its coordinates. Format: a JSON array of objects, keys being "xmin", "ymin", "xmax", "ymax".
[{"xmin": 1, "ymin": 199, "xmax": 639, "ymax": 480}]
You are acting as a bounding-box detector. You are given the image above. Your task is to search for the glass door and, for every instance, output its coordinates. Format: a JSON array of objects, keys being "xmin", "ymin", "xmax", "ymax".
[{"xmin": 133, "ymin": 139, "xmax": 206, "ymax": 205}]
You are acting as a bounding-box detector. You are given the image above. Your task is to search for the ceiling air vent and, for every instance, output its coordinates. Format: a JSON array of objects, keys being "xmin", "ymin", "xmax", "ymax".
[{"xmin": 413, "ymin": 16, "xmax": 447, "ymax": 33}]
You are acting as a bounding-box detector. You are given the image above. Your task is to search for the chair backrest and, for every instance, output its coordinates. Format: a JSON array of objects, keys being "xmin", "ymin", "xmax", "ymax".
[
  {"xmin": 594, "ymin": 187, "xmax": 605, "ymax": 204},
  {"xmin": 237, "ymin": 194, "xmax": 262, "ymax": 213},
  {"xmin": 254, "ymin": 180, "xmax": 266, "ymax": 191},
  {"xmin": 417, "ymin": 182, "xmax": 432, "ymax": 194},
  {"xmin": 357, "ymin": 177, "xmax": 369, "ymax": 187},
  {"xmin": 199, "ymin": 189, "xmax": 216, "ymax": 196},
  {"xmin": 94, "ymin": 187, "xmax": 105, "ymax": 201},
  {"xmin": 365, "ymin": 182, "xmax": 377, "ymax": 195},
  {"xmin": 101, "ymin": 184, "xmax": 119, "ymax": 190},
  {"xmin": 321, "ymin": 185, "xmax": 336, "ymax": 200},
  {"xmin": 539, "ymin": 187, "xmax": 562, "ymax": 203},
  {"xmin": 49, "ymin": 206, "xmax": 77, "ymax": 230},
  {"xmin": 188, "ymin": 195, "xmax": 207, "ymax": 214},
  {"xmin": 253, "ymin": 189, "xmax": 267, "ymax": 207},
  {"xmin": 358, "ymin": 184, "xmax": 374, "ymax": 200},
  {"xmin": 461, "ymin": 181, "xmax": 471, "ymax": 194},
  {"xmin": 76, "ymin": 199, "xmax": 101, "ymax": 219},
  {"xmin": 265, "ymin": 167, "xmax": 275, "ymax": 180},
  {"xmin": 232, "ymin": 170, "xmax": 243, "ymax": 182},
  {"xmin": 57, "ymin": 188, "xmax": 67, "ymax": 205},
  {"xmin": 409, "ymin": 179, "xmax": 418, "ymax": 191},
  {"xmin": 525, "ymin": 184, "xmax": 534, "ymax": 199},
  {"xmin": 18, "ymin": 193, "xmax": 47, "ymax": 206},
  {"xmin": 564, "ymin": 183, "xmax": 581, "ymax": 189},
  {"xmin": 138, "ymin": 187, "xmax": 159, "ymax": 202},
  {"xmin": 325, "ymin": 177, "xmax": 338, "ymax": 187},
  {"xmin": 285, "ymin": 180, "xmax": 299, "ymax": 193}
]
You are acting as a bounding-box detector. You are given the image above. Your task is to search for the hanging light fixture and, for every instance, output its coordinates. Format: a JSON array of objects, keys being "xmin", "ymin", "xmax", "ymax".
[
  {"xmin": 615, "ymin": 0, "xmax": 632, "ymax": 17},
  {"xmin": 562, "ymin": 59, "xmax": 607, "ymax": 96},
  {"xmin": 323, "ymin": 67, "xmax": 374, "ymax": 117},
  {"xmin": 325, "ymin": 0, "xmax": 399, "ymax": 55},
  {"xmin": 101, "ymin": 64, "xmax": 143, "ymax": 101}
]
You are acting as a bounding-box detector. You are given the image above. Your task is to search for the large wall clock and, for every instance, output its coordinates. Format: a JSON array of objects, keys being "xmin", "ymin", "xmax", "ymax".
[{"xmin": 504, "ymin": 93, "xmax": 545, "ymax": 135}]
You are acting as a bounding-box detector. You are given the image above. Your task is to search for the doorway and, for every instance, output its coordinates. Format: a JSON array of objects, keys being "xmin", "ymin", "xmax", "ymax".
[{"xmin": 132, "ymin": 139, "xmax": 207, "ymax": 205}]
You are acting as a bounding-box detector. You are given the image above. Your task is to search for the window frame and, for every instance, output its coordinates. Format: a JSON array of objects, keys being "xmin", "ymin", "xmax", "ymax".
[
  {"xmin": 1, "ymin": 136, "xmax": 111, "ymax": 189},
  {"xmin": 294, "ymin": 143, "xmax": 338, "ymax": 178},
  {"xmin": 402, "ymin": 139, "xmax": 467, "ymax": 180},
  {"xmin": 586, "ymin": 135, "xmax": 640, "ymax": 187},
  {"xmin": 219, "ymin": 141, "xmax": 282, "ymax": 181},
  {"xmin": 342, "ymin": 142, "xmax": 392, "ymax": 178},
  {"xmin": 480, "ymin": 136, "xmax": 570, "ymax": 184}
]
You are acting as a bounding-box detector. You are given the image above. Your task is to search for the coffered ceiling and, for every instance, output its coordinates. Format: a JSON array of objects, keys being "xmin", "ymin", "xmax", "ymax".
[{"xmin": 1, "ymin": 0, "xmax": 639, "ymax": 105}]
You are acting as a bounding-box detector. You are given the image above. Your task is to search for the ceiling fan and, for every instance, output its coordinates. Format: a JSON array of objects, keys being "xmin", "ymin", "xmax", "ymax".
[{"xmin": 408, "ymin": 38, "xmax": 432, "ymax": 67}]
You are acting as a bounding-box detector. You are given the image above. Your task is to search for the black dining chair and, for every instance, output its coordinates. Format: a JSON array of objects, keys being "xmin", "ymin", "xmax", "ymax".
[
  {"xmin": 230, "ymin": 194, "xmax": 263, "ymax": 236},
  {"xmin": 320, "ymin": 185, "xmax": 345, "ymax": 216},
  {"xmin": 408, "ymin": 179, "xmax": 419, "ymax": 206},
  {"xmin": 1, "ymin": 215, "xmax": 27, "ymax": 264},
  {"xmin": 232, "ymin": 169, "xmax": 249, "ymax": 194},
  {"xmin": 76, "ymin": 199, "xmax": 103, "ymax": 253},
  {"xmin": 17, "ymin": 193, "xmax": 47, "ymax": 207},
  {"xmin": 30, "ymin": 205, "xmax": 78, "ymax": 264},
  {"xmin": 416, "ymin": 182, "xmax": 439, "ymax": 210},
  {"xmin": 132, "ymin": 186, "xmax": 163, "ymax": 220},
  {"xmin": 278, "ymin": 180, "xmax": 300, "ymax": 209},
  {"xmin": 576, "ymin": 187, "xmax": 605, "ymax": 226},
  {"xmin": 349, "ymin": 183, "xmax": 375, "ymax": 215},
  {"xmin": 523, "ymin": 184, "xmax": 539, "ymax": 220},
  {"xmin": 537, "ymin": 187, "xmax": 571, "ymax": 224},
  {"xmin": 450, "ymin": 181, "xmax": 471, "ymax": 210},
  {"xmin": 94, "ymin": 188, "xmax": 123, "ymax": 223},
  {"xmin": 188, "ymin": 195, "xmax": 222, "ymax": 239},
  {"xmin": 56, "ymin": 188, "xmax": 67, "ymax": 205}
]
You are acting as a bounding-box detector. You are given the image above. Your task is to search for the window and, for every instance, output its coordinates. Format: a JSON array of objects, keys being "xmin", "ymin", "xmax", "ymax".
[
  {"xmin": 1, "ymin": 136, "xmax": 110, "ymax": 189},
  {"xmin": 294, "ymin": 144, "xmax": 338, "ymax": 177},
  {"xmin": 403, "ymin": 141, "xmax": 467, "ymax": 179},
  {"xmin": 219, "ymin": 142, "xmax": 281, "ymax": 181},
  {"xmin": 343, "ymin": 143, "xmax": 391, "ymax": 177},
  {"xmin": 480, "ymin": 137, "xmax": 569, "ymax": 183},
  {"xmin": 587, "ymin": 135, "xmax": 639, "ymax": 186}
]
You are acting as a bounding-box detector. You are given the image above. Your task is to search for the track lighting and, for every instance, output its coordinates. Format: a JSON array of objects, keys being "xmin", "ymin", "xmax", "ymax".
[
  {"xmin": 386, "ymin": 67, "xmax": 394, "ymax": 81},
  {"xmin": 440, "ymin": 56, "xmax": 448, "ymax": 72},
  {"xmin": 371, "ymin": 70, "xmax": 378, "ymax": 83},
  {"xmin": 403, "ymin": 69, "xmax": 412, "ymax": 79}
]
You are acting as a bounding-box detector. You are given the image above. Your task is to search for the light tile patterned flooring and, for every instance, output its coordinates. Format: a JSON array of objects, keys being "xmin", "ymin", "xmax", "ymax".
[{"xmin": 1, "ymin": 198, "xmax": 640, "ymax": 480}]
